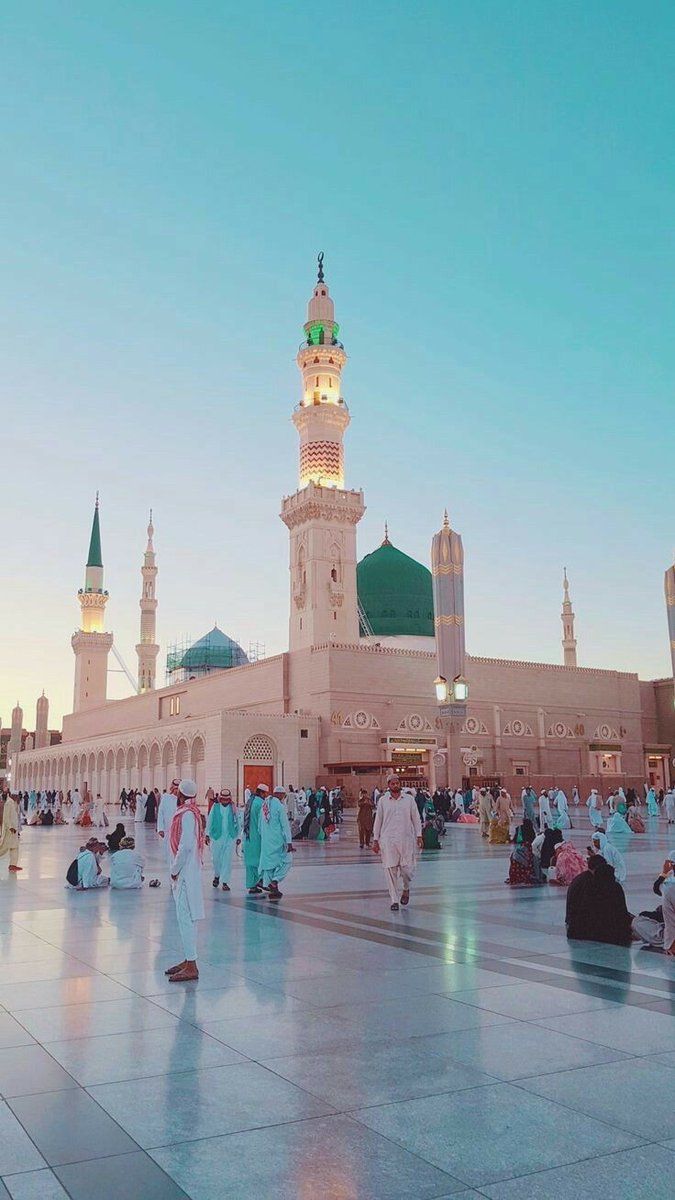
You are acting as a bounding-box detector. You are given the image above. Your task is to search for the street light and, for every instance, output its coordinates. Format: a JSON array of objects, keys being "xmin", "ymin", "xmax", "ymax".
[
  {"xmin": 452, "ymin": 674, "xmax": 469, "ymax": 703},
  {"xmin": 434, "ymin": 676, "xmax": 448, "ymax": 703}
]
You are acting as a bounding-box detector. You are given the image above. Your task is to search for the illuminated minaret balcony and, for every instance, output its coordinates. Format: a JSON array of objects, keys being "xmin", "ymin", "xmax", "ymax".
[{"xmin": 294, "ymin": 252, "xmax": 351, "ymax": 489}]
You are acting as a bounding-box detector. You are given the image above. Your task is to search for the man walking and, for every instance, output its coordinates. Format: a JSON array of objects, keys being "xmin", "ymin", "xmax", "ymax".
[
  {"xmin": 242, "ymin": 783, "xmax": 268, "ymax": 894},
  {"xmin": 258, "ymin": 786, "xmax": 293, "ymax": 901},
  {"xmin": 157, "ymin": 778, "xmax": 179, "ymax": 865},
  {"xmin": 372, "ymin": 774, "xmax": 423, "ymax": 911}
]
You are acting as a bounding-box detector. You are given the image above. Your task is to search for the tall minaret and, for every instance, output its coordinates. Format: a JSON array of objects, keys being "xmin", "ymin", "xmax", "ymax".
[
  {"xmin": 561, "ymin": 567, "xmax": 577, "ymax": 668},
  {"xmin": 35, "ymin": 692, "xmax": 49, "ymax": 749},
  {"xmin": 8, "ymin": 702, "xmax": 23, "ymax": 758},
  {"xmin": 665, "ymin": 554, "xmax": 675, "ymax": 701},
  {"xmin": 7, "ymin": 702, "xmax": 23, "ymax": 783},
  {"xmin": 71, "ymin": 495, "xmax": 113, "ymax": 712},
  {"xmin": 281, "ymin": 255, "xmax": 365, "ymax": 650},
  {"xmin": 136, "ymin": 510, "xmax": 159, "ymax": 692},
  {"xmin": 432, "ymin": 511, "xmax": 467, "ymax": 707}
]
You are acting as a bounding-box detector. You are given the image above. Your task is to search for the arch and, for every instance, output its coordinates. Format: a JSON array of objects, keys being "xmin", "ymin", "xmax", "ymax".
[
  {"xmin": 190, "ymin": 735, "xmax": 206, "ymax": 796},
  {"xmin": 162, "ymin": 740, "xmax": 175, "ymax": 767},
  {"xmin": 149, "ymin": 742, "xmax": 161, "ymax": 768},
  {"xmin": 116, "ymin": 747, "xmax": 125, "ymax": 771},
  {"xmin": 190, "ymin": 736, "xmax": 205, "ymax": 765},
  {"xmin": 126, "ymin": 746, "xmax": 137, "ymax": 769},
  {"xmin": 137, "ymin": 743, "xmax": 149, "ymax": 789},
  {"xmin": 175, "ymin": 738, "xmax": 189, "ymax": 779}
]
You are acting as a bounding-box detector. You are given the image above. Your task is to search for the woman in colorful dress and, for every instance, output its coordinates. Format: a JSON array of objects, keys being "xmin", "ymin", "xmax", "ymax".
[{"xmin": 549, "ymin": 839, "xmax": 587, "ymax": 886}]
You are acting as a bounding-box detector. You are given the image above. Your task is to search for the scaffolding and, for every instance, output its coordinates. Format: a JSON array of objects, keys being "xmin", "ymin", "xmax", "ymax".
[{"xmin": 165, "ymin": 633, "xmax": 265, "ymax": 685}]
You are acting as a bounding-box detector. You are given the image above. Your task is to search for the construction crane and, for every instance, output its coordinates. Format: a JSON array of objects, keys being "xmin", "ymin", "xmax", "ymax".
[{"xmin": 110, "ymin": 644, "xmax": 139, "ymax": 693}]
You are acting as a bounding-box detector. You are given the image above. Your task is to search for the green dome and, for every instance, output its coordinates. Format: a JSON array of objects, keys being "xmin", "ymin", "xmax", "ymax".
[
  {"xmin": 180, "ymin": 626, "xmax": 249, "ymax": 673},
  {"xmin": 357, "ymin": 538, "xmax": 434, "ymax": 637}
]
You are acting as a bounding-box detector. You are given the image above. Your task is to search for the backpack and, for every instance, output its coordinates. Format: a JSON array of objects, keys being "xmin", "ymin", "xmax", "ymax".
[{"xmin": 66, "ymin": 858, "xmax": 79, "ymax": 887}]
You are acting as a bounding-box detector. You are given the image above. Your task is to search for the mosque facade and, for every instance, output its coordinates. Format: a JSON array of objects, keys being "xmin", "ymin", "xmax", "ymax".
[{"xmin": 12, "ymin": 262, "xmax": 675, "ymax": 802}]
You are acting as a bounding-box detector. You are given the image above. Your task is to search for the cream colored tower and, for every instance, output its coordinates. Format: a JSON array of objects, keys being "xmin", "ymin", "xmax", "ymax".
[
  {"xmin": 281, "ymin": 255, "xmax": 365, "ymax": 650},
  {"xmin": 136, "ymin": 511, "xmax": 159, "ymax": 692},
  {"xmin": 561, "ymin": 567, "xmax": 577, "ymax": 668},
  {"xmin": 665, "ymin": 554, "xmax": 675, "ymax": 704},
  {"xmin": 71, "ymin": 496, "xmax": 113, "ymax": 712},
  {"xmin": 35, "ymin": 692, "xmax": 49, "ymax": 749},
  {"xmin": 8, "ymin": 703, "xmax": 23, "ymax": 758}
]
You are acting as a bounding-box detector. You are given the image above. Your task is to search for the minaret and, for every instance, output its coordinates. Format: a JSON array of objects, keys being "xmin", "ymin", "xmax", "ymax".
[
  {"xmin": 71, "ymin": 495, "xmax": 113, "ymax": 712},
  {"xmin": 665, "ymin": 554, "xmax": 675, "ymax": 701},
  {"xmin": 35, "ymin": 692, "xmax": 49, "ymax": 749},
  {"xmin": 431, "ymin": 511, "xmax": 467, "ymax": 709},
  {"xmin": 136, "ymin": 510, "xmax": 159, "ymax": 692},
  {"xmin": 281, "ymin": 254, "xmax": 365, "ymax": 650},
  {"xmin": 7, "ymin": 702, "xmax": 23, "ymax": 783},
  {"xmin": 561, "ymin": 567, "xmax": 577, "ymax": 667},
  {"xmin": 8, "ymin": 702, "xmax": 23, "ymax": 758}
]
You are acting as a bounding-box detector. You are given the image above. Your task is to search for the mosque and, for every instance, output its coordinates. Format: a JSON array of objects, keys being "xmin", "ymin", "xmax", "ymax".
[{"xmin": 12, "ymin": 260, "xmax": 675, "ymax": 803}]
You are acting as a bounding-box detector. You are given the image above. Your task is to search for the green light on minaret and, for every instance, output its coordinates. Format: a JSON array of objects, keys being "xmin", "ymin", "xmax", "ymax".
[{"xmin": 308, "ymin": 322, "xmax": 324, "ymax": 345}]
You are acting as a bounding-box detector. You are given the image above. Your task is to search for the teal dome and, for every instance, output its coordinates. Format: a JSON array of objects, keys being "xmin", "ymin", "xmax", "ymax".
[
  {"xmin": 180, "ymin": 626, "xmax": 249, "ymax": 673},
  {"xmin": 357, "ymin": 538, "xmax": 434, "ymax": 637}
]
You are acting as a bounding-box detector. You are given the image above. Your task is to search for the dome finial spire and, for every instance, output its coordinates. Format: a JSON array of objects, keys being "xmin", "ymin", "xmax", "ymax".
[
  {"xmin": 443, "ymin": 509, "xmax": 450, "ymax": 529},
  {"xmin": 317, "ymin": 250, "xmax": 325, "ymax": 283},
  {"xmin": 382, "ymin": 521, "xmax": 391, "ymax": 547}
]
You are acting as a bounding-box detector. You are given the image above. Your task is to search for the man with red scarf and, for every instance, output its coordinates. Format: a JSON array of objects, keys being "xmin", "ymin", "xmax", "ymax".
[{"xmin": 165, "ymin": 779, "xmax": 205, "ymax": 982}]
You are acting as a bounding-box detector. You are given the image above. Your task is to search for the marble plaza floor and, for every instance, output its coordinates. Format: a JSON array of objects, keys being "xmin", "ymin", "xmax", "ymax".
[{"xmin": 1, "ymin": 815, "xmax": 675, "ymax": 1199}]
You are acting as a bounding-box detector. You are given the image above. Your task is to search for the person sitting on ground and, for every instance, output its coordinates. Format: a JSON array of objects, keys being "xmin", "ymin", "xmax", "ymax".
[
  {"xmin": 106, "ymin": 823, "xmax": 126, "ymax": 854},
  {"xmin": 590, "ymin": 830, "xmax": 627, "ymax": 883},
  {"xmin": 539, "ymin": 827, "xmax": 563, "ymax": 876},
  {"xmin": 632, "ymin": 852, "xmax": 675, "ymax": 953},
  {"xmin": 66, "ymin": 839, "xmax": 110, "ymax": 890},
  {"xmin": 421, "ymin": 818, "xmax": 442, "ymax": 850},
  {"xmin": 627, "ymin": 806, "xmax": 645, "ymax": 834},
  {"xmin": 40, "ymin": 807, "xmax": 54, "ymax": 826},
  {"xmin": 507, "ymin": 819, "xmax": 543, "ymax": 886},
  {"xmin": 548, "ymin": 838, "xmax": 587, "ymax": 886},
  {"xmin": 109, "ymin": 835, "xmax": 144, "ymax": 889},
  {"xmin": 565, "ymin": 854, "xmax": 632, "ymax": 946}
]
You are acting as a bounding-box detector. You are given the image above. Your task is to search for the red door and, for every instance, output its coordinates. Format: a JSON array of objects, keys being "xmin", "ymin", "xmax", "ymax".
[{"xmin": 244, "ymin": 765, "xmax": 274, "ymax": 796}]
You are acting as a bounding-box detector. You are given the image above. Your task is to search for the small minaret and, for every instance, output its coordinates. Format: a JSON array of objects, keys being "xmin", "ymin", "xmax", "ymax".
[
  {"xmin": 665, "ymin": 553, "xmax": 675, "ymax": 702},
  {"xmin": 432, "ymin": 511, "xmax": 467, "ymax": 708},
  {"xmin": 8, "ymin": 702, "xmax": 23, "ymax": 758},
  {"xmin": 281, "ymin": 254, "xmax": 365, "ymax": 651},
  {"xmin": 561, "ymin": 568, "xmax": 577, "ymax": 667},
  {"xmin": 71, "ymin": 495, "xmax": 113, "ymax": 712},
  {"xmin": 136, "ymin": 510, "xmax": 159, "ymax": 692},
  {"xmin": 35, "ymin": 692, "xmax": 49, "ymax": 749}
]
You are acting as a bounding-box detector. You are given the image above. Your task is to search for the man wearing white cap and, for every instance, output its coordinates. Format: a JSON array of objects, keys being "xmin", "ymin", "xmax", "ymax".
[
  {"xmin": 242, "ymin": 783, "xmax": 268, "ymax": 894},
  {"xmin": 372, "ymin": 774, "xmax": 423, "ymax": 911},
  {"xmin": 205, "ymin": 788, "xmax": 239, "ymax": 891},
  {"xmin": 157, "ymin": 779, "xmax": 180, "ymax": 866},
  {"xmin": 259, "ymin": 786, "xmax": 293, "ymax": 901},
  {"xmin": 165, "ymin": 779, "xmax": 205, "ymax": 983}
]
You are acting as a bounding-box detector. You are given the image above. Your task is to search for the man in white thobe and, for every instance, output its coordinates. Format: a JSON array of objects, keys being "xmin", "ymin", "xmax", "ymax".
[
  {"xmin": 109, "ymin": 836, "xmax": 144, "ymax": 889},
  {"xmin": 166, "ymin": 779, "xmax": 205, "ymax": 983},
  {"xmin": 134, "ymin": 789, "xmax": 147, "ymax": 824},
  {"xmin": 69, "ymin": 841, "xmax": 109, "ymax": 889},
  {"xmin": 0, "ymin": 795, "xmax": 21, "ymax": 873},
  {"xmin": 157, "ymin": 779, "xmax": 180, "ymax": 865},
  {"xmin": 70, "ymin": 789, "xmax": 82, "ymax": 824},
  {"xmin": 372, "ymin": 774, "xmax": 423, "ymax": 911}
]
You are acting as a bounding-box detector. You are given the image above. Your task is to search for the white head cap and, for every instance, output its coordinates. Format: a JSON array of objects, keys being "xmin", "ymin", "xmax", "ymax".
[
  {"xmin": 273, "ymin": 786, "xmax": 287, "ymax": 797},
  {"xmin": 178, "ymin": 779, "xmax": 197, "ymax": 799},
  {"xmin": 257, "ymin": 783, "xmax": 270, "ymax": 793}
]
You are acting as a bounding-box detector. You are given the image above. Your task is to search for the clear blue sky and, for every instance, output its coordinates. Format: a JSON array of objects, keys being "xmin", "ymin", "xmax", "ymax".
[{"xmin": 2, "ymin": 0, "xmax": 674, "ymax": 725}]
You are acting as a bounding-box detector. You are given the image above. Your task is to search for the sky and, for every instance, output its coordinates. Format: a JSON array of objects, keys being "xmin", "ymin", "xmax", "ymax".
[{"xmin": 1, "ymin": 0, "xmax": 674, "ymax": 727}]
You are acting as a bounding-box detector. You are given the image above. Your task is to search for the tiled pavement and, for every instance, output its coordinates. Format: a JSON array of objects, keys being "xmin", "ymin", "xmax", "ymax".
[{"xmin": 0, "ymin": 812, "xmax": 674, "ymax": 1198}]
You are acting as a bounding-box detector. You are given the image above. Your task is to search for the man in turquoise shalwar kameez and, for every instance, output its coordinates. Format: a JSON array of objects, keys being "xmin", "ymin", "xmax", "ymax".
[
  {"xmin": 243, "ymin": 784, "xmax": 267, "ymax": 894},
  {"xmin": 205, "ymin": 789, "xmax": 239, "ymax": 892},
  {"xmin": 259, "ymin": 786, "xmax": 293, "ymax": 902}
]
